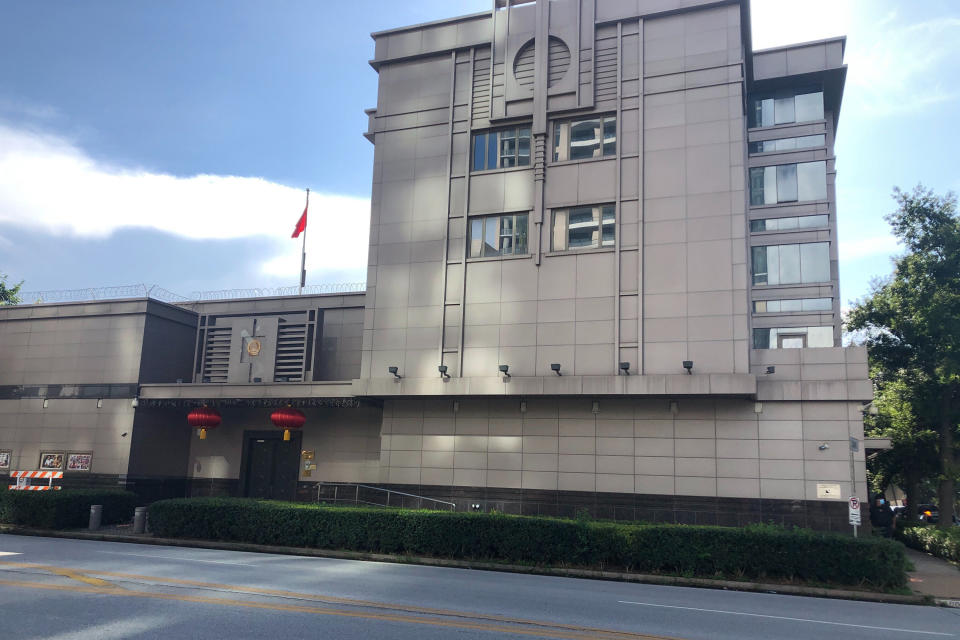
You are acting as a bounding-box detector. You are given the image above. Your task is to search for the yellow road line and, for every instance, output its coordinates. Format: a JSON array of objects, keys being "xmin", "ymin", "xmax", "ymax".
[
  {"xmin": 0, "ymin": 560, "xmax": 677, "ymax": 639},
  {"xmin": 0, "ymin": 578, "xmax": 678, "ymax": 640},
  {"xmin": 47, "ymin": 567, "xmax": 117, "ymax": 588}
]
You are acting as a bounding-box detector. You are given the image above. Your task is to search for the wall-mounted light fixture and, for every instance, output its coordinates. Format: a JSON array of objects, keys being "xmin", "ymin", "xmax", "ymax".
[
  {"xmin": 669, "ymin": 400, "xmax": 679, "ymax": 416},
  {"xmin": 754, "ymin": 402, "xmax": 763, "ymax": 414},
  {"xmin": 682, "ymin": 360, "xmax": 693, "ymax": 374},
  {"xmin": 551, "ymin": 363, "xmax": 562, "ymax": 376},
  {"xmin": 388, "ymin": 366, "xmax": 402, "ymax": 379},
  {"xmin": 131, "ymin": 398, "xmax": 139, "ymax": 408},
  {"xmin": 591, "ymin": 400, "xmax": 600, "ymax": 414},
  {"xmin": 818, "ymin": 442, "xmax": 830, "ymax": 451},
  {"xmin": 438, "ymin": 365, "xmax": 450, "ymax": 379},
  {"xmin": 452, "ymin": 400, "xmax": 459, "ymax": 413},
  {"xmin": 519, "ymin": 400, "xmax": 527, "ymax": 413},
  {"xmin": 96, "ymin": 398, "xmax": 103, "ymax": 409},
  {"xmin": 499, "ymin": 364, "xmax": 510, "ymax": 378},
  {"xmin": 619, "ymin": 362, "xmax": 630, "ymax": 375},
  {"xmin": 42, "ymin": 398, "xmax": 49, "ymax": 409},
  {"xmin": 765, "ymin": 366, "xmax": 776, "ymax": 375}
]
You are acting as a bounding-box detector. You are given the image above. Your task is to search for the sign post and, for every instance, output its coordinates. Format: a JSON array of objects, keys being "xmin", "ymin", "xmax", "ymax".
[{"xmin": 849, "ymin": 496, "xmax": 861, "ymax": 537}]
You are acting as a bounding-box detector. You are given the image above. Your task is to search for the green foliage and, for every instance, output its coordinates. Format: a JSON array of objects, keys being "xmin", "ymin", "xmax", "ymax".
[
  {"xmin": 0, "ymin": 273, "xmax": 22, "ymax": 305},
  {"xmin": 897, "ymin": 524, "xmax": 960, "ymax": 563},
  {"xmin": 0, "ymin": 487, "xmax": 137, "ymax": 529},
  {"xmin": 148, "ymin": 498, "xmax": 909, "ymax": 589},
  {"xmin": 847, "ymin": 186, "xmax": 960, "ymax": 526}
]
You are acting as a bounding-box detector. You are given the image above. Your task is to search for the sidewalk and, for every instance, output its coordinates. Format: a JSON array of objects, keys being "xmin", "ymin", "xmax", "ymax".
[{"xmin": 905, "ymin": 548, "xmax": 960, "ymax": 604}]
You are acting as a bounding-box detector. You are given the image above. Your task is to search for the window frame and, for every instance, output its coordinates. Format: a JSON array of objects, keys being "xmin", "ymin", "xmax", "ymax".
[
  {"xmin": 753, "ymin": 326, "xmax": 834, "ymax": 349},
  {"xmin": 751, "ymin": 241, "xmax": 832, "ymax": 286},
  {"xmin": 471, "ymin": 125, "xmax": 532, "ymax": 172},
  {"xmin": 550, "ymin": 204, "xmax": 616, "ymax": 252},
  {"xmin": 749, "ymin": 161, "xmax": 827, "ymax": 206},
  {"xmin": 753, "ymin": 297, "xmax": 833, "ymax": 313},
  {"xmin": 748, "ymin": 134, "xmax": 826, "ymax": 154},
  {"xmin": 551, "ymin": 114, "xmax": 617, "ymax": 163},
  {"xmin": 748, "ymin": 88, "xmax": 824, "ymax": 129},
  {"xmin": 749, "ymin": 214, "xmax": 829, "ymax": 233},
  {"xmin": 467, "ymin": 212, "xmax": 530, "ymax": 259}
]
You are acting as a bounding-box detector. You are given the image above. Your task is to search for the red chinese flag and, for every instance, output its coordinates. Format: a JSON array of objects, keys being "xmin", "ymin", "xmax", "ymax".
[{"xmin": 291, "ymin": 204, "xmax": 308, "ymax": 238}]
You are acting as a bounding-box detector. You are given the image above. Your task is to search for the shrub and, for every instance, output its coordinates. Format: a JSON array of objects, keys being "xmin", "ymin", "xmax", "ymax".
[
  {"xmin": 0, "ymin": 487, "xmax": 138, "ymax": 529},
  {"xmin": 897, "ymin": 524, "xmax": 960, "ymax": 563},
  {"xmin": 149, "ymin": 498, "xmax": 908, "ymax": 589}
]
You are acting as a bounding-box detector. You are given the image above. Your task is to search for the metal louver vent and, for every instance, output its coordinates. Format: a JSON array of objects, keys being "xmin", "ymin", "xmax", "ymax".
[
  {"xmin": 202, "ymin": 326, "xmax": 232, "ymax": 383},
  {"xmin": 514, "ymin": 40, "xmax": 535, "ymax": 88},
  {"xmin": 472, "ymin": 47, "xmax": 491, "ymax": 124},
  {"xmin": 274, "ymin": 320, "xmax": 307, "ymax": 382},
  {"xmin": 547, "ymin": 36, "xmax": 570, "ymax": 88}
]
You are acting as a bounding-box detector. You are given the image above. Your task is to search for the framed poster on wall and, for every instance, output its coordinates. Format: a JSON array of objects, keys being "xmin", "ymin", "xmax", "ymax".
[
  {"xmin": 39, "ymin": 451, "xmax": 64, "ymax": 471},
  {"xmin": 0, "ymin": 450, "xmax": 11, "ymax": 471},
  {"xmin": 67, "ymin": 453, "xmax": 93, "ymax": 472}
]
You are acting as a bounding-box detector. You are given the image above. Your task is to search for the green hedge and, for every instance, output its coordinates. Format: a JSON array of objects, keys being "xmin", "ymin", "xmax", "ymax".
[
  {"xmin": 0, "ymin": 487, "xmax": 138, "ymax": 529},
  {"xmin": 897, "ymin": 524, "xmax": 960, "ymax": 563},
  {"xmin": 149, "ymin": 498, "xmax": 908, "ymax": 589}
]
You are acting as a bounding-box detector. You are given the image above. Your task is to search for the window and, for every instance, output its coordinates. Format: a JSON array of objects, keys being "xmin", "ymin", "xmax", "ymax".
[
  {"xmin": 750, "ymin": 161, "xmax": 826, "ymax": 205},
  {"xmin": 468, "ymin": 213, "xmax": 529, "ymax": 258},
  {"xmin": 551, "ymin": 204, "xmax": 615, "ymax": 251},
  {"xmin": 472, "ymin": 126, "xmax": 531, "ymax": 171},
  {"xmin": 553, "ymin": 115, "xmax": 616, "ymax": 161},
  {"xmin": 749, "ymin": 134, "xmax": 825, "ymax": 154},
  {"xmin": 753, "ymin": 297, "xmax": 833, "ymax": 313},
  {"xmin": 752, "ymin": 242, "xmax": 830, "ymax": 286},
  {"xmin": 753, "ymin": 326, "xmax": 834, "ymax": 349},
  {"xmin": 749, "ymin": 89, "xmax": 824, "ymax": 128},
  {"xmin": 750, "ymin": 214, "xmax": 828, "ymax": 232}
]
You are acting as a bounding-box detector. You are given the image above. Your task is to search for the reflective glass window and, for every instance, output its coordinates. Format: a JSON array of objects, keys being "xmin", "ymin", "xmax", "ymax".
[
  {"xmin": 777, "ymin": 164, "xmax": 798, "ymax": 202},
  {"xmin": 800, "ymin": 241, "xmax": 831, "ymax": 282},
  {"xmin": 795, "ymin": 92, "xmax": 824, "ymax": 121},
  {"xmin": 468, "ymin": 214, "xmax": 530, "ymax": 258},
  {"xmin": 797, "ymin": 161, "xmax": 827, "ymax": 201},
  {"xmin": 472, "ymin": 126, "xmax": 533, "ymax": 171},
  {"xmin": 552, "ymin": 204, "xmax": 615, "ymax": 251},
  {"xmin": 553, "ymin": 115, "xmax": 616, "ymax": 161}
]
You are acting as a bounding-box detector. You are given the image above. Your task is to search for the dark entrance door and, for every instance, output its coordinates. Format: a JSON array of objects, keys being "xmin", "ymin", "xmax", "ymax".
[{"xmin": 241, "ymin": 431, "xmax": 300, "ymax": 501}]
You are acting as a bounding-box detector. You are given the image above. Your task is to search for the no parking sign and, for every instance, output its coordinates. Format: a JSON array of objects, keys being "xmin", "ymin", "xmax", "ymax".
[{"xmin": 848, "ymin": 496, "xmax": 861, "ymax": 525}]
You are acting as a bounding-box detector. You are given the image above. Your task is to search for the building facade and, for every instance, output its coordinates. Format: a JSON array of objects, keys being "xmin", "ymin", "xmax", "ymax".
[{"xmin": 0, "ymin": 0, "xmax": 873, "ymax": 530}]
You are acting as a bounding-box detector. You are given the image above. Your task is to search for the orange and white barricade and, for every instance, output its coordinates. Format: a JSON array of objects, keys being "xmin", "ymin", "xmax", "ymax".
[{"xmin": 8, "ymin": 470, "xmax": 63, "ymax": 491}]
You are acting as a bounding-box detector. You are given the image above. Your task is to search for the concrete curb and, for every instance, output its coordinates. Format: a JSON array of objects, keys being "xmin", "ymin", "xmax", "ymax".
[{"xmin": 0, "ymin": 525, "xmax": 928, "ymax": 606}]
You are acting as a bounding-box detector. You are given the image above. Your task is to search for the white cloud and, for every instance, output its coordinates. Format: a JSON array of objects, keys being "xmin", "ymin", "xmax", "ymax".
[
  {"xmin": 752, "ymin": 1, "xmax": 960, "ymax": 118},
  {"xmin": 839, "ymin": 234, "xmax": 900, "ymax": 262},
  {"xmin": 0, "ymin": 123, "xmax": 370, "ymax": 282}
]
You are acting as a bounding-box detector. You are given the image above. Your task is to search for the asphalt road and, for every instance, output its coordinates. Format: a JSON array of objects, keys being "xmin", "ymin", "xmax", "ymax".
[{"xmin": 0, "ymin": 534, "xmax": 957, "ymax": 639}]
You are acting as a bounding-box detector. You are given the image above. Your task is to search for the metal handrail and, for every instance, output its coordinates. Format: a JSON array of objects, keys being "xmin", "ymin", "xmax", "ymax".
[{"xmin": 316, "ymin": 481, "xmax": 455, "ymax": 511}]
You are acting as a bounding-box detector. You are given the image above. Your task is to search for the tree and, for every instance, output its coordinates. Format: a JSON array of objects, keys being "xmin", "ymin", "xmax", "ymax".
[
  {"xmin": 847, "ymin": 186, "xmax": 960, "ymax": 530},
  {"xmin": 0, "ymin": 273, "xmax": 22, "ymax": 305}
]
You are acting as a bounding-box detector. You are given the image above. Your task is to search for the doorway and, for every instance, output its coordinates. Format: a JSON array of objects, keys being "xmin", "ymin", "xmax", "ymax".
[{"xmin": 240, "ymin": 430, "xmax": 301, "ymax": 501}]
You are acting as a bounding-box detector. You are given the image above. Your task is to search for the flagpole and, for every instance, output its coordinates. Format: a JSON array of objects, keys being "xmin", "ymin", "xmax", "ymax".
[{"xmin": 299, "ymin": 188, "xmax": 309, "ymax": 295}]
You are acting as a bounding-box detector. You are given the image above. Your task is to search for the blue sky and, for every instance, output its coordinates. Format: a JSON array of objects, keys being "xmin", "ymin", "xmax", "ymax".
[{"xmin": 1, "ymin": 0, "xmax": 958, "ymax": 307}]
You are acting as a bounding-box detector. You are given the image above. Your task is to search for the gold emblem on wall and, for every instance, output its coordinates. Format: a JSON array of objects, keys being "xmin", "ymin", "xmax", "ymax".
[{"xmin": 246, "ymin": 339, "xmax": 262, "ymax": 357}]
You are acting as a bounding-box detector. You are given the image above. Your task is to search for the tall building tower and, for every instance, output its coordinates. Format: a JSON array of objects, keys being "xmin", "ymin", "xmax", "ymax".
[{"xmin": 356, "ymin": 0, "xmax": 865, "ymax": 528}]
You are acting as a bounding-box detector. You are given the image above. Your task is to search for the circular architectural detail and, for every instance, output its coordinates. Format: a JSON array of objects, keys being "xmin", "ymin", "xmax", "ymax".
[{"xmin": 512, "ymin": 36, "xmax": 571, "ymax": 90}]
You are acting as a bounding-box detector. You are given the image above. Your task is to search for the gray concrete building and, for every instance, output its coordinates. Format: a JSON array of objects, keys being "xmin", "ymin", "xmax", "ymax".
[{"xmin": 0, "ymin": 0, "xmax": 874, "ymax": 530}]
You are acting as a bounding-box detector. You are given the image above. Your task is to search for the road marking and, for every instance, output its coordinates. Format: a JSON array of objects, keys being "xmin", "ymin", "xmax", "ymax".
[
  {"xmin": 0, "ymin": 578, "xmax": 675, "ymax": 640},
  {"xmin": 0, "ymin": 560, "xmax": 676, "ymax": 639},
  {"xmin": 617, "ymin": 600, "xmax": 954, "ymax": 636},
  {"xmin": 48, "ymin": 567, "xmax": 116, "ymax": 588},
  {"xmin": 93, "ymin": 550, "xmax": 257, "ymax": 566}
]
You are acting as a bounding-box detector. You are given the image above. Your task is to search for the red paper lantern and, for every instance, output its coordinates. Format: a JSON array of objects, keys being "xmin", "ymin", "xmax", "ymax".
[
  {"xmin": 271, "ymin": 406, "xmax": 305, "ymax": 441},
  {"xmin": 187, "ymin": 406, "xmax": 221, "ymax": 440}
]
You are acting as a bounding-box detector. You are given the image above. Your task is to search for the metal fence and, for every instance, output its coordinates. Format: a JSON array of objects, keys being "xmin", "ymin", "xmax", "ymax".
[
  {"xmin": 315, "ymin": 482, "xmax": 456, "ymax": 511},
  {"xmin": 17, "ymin": 282, "xmax": 366, "ymax": 304}
]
